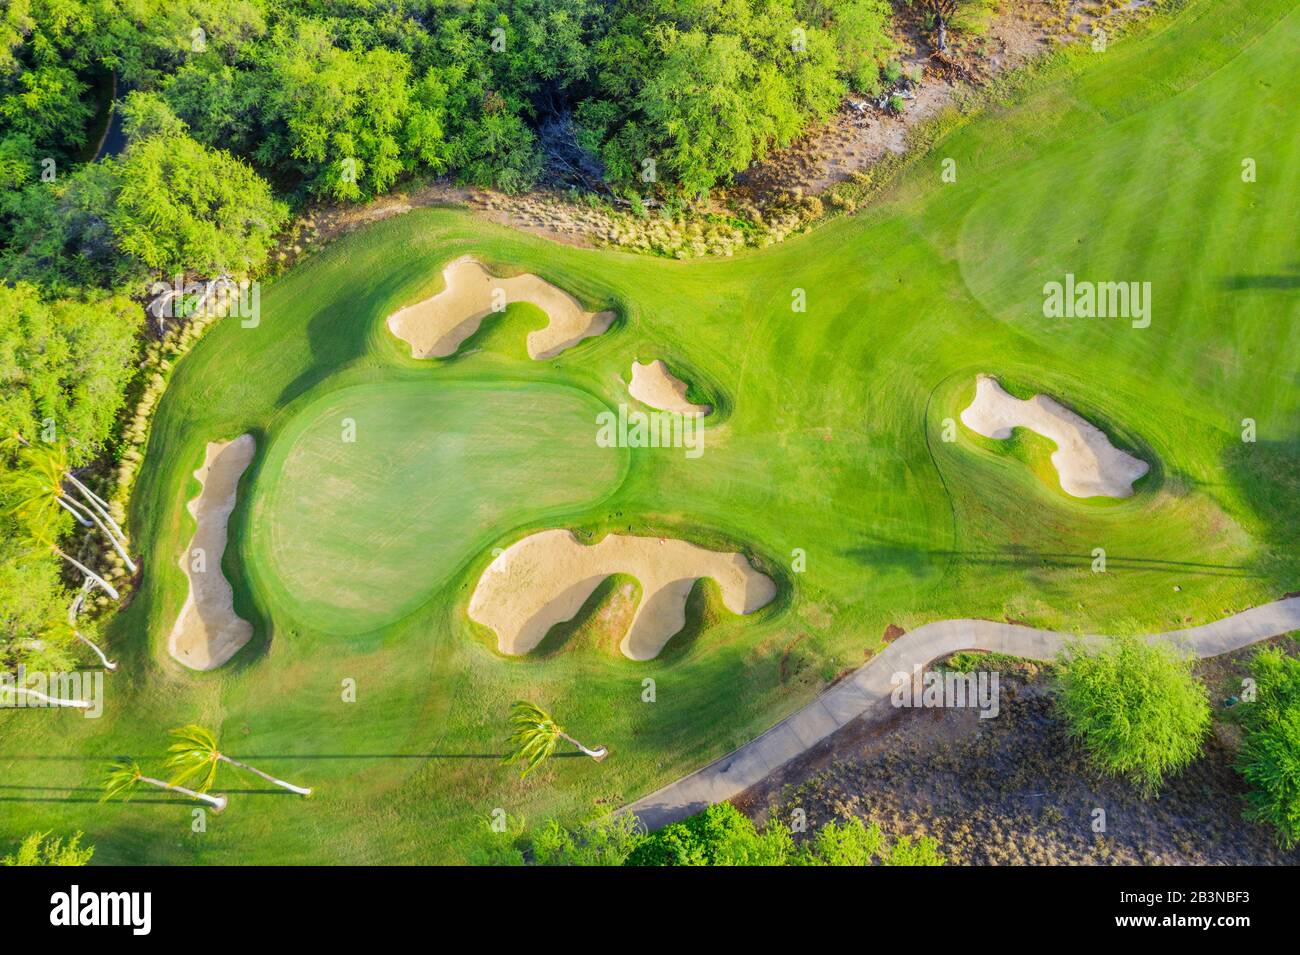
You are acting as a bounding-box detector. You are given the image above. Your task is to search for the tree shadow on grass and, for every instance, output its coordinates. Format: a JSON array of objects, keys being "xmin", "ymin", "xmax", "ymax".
[
  {"xmin": 273, "ymin": 253, "xmax": 434, "ymax": 410},
  {"xmin": 1221, "ymin": 434, "xmax": 1300, "ymax": 594},
  {"xmin": 846, "ymin": 538, "xmax": 1264, "ymax": 578},
  {"xmin": 1220, "ymin": 271, "xmax": 1300, "ymax": 291}
]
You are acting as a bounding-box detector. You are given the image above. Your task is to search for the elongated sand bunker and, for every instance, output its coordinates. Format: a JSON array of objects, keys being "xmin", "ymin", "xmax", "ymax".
[
  {"xmin": 628, "ymin": 360, "xmax": 711, "ymax": 416},
  {"xmin": 387, "ymin": 255, "xmax": 615, "ymax": 360},
  {"xmin": 469, "ymin": 529, "xmax": 776, "ymax": 660},
  {"xmin": 960, "ymin": 375, "xmax": 1149, "ymax": 498},
  {"xmin": 168, "ymin": 434, "xmax": 256, "ymax": 670}
]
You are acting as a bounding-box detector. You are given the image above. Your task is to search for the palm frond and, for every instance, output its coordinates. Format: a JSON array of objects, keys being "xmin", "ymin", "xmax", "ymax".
[
  {"xmin": 165, "ymin": 723, "xmax": 221, "ymax": 792},
  {"xmin": 101, "ymin": 760, "xmax": 142, "ymax": 803},
  {"xmin": 502, "ymin": 700, "xmax": 562, "ymax": 777},
  {"xmin": 38, "ymin": 621, "xmax": 77, "ymax": 649}
]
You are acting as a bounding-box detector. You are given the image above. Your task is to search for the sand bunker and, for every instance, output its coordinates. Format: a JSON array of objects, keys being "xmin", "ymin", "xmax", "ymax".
[
  {"xmin": 960, "ymin": 374, "xmax": 1149, "ymax": 498},
  {"xmin": 168, "ymin": 434, "xmax": 256, "ymax": 670},
  {"xmin": 469, "ymin": 529, "xmax": 776, "ymax": 660},
  {"xmin": 386, "ymin": 255, "xmax": 615, "ymax": 360},
  {"xmin": 628, "ymin": 360, "xmax": 711, "ymax": 416}
]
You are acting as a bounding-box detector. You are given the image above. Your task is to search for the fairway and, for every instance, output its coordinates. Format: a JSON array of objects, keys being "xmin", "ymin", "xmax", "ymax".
[
  {"xmin": 249, "ymin": 380, "xmax": 625, "ymax": 634},
  {"xmin": 0, "ymin": 0, "xmax": 1295, "ymax": 865}
]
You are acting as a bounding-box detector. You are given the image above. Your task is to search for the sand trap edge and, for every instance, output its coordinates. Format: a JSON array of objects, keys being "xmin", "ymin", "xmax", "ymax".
[
  {"xmin": 468, "ymin": 529, "xmax": 776, "ymax": 661},
  {"xmin": 167, "ymin": 434, "xmax": 257, "ymax": 671},
  {"xmin": 959, "ymin": 374, "xmax": 1150, "ymax": 499},
  {"xmin": 628, "ymin": 360, "xmax": 712, "ymax": 416},
  {"xmin": 385, "ymin": 255, "xmax": 616, "ymax": 361}
]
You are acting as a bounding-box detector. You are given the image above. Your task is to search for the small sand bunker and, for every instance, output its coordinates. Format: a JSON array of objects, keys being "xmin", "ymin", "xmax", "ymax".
[
  {"xmin": 628, "ymin": 360, "xmax": 711, "ymax": 416},
  {"xmin": 469, "ymin": 529, "xmax": 776, "ymax": 660},
  {"xmin": 386, "ymin": 255, "xmax": 615, "ymax": 360},
  {"xmin": 168, "ymin": 434, "xmax": 256, "ymax": 670},
  {"xmin": 960, "ymin": 374, "xmax": 1149, "ymax": 498}
]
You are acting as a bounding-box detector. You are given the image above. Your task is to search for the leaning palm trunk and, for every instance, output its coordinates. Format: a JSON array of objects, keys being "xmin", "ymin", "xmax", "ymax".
[
  {"xmin": 52, "ymin": 547, "xmax": 119, "ymax": 600},
  {"xmin": 0, "ymin": 685, "xmax": 90, "ymax": 709},
  {"xmin": 69, "ymin": 578, "xmax": 92, "ymax": 620},
  {"xmin": 219, "ymin": 754, "xmax": 312, "ymax": 795},
  {"xmin": 59, "ymin": 492, "xmax": 136, "ymax": 574},
  {"xmin": 63, "ymin": 472, "xmax": 112, "ymax": 514},
  {"xmin": 56, "ymin": 497, "xmax": 92, "ymax": 527},
  {"xmin": 559, "ymin": 731, "xmax": 607, "ymax": 761},
  {"xmin": 138, "ymin": 774, "xmax": 227, "ymax": 812},
  {"xmin": 65, "ymin": 475, "xmax": 132, "ymax": 550},
  {"xmin": 76, "ymin": 631, "xmax": 117, "ymax": 671}
]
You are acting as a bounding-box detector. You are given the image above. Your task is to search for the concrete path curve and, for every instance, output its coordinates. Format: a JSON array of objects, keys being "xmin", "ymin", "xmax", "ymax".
[{"xmin": 624, "ymin": 597, "xmax": 1300, "ymax": 830}]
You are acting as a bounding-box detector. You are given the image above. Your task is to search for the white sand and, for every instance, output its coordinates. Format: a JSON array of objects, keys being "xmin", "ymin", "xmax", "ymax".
[
  {"xmin": 468, "ymin": 529, "xmax": 776, "ymax": 660},
  {"xmin": 167, "ymin": 435, "xmax": 256, "ymax": 670},
  {"xmin": 960, "ymin": 374, "xmax": 1149, "ymax": 498},
  {"xmin": 628, "ymin": 360, "xmax": 711, "ymax": 416},
  {"xmin": 386, "ymin": 255, "xmax": 615, "ymax": 360}
]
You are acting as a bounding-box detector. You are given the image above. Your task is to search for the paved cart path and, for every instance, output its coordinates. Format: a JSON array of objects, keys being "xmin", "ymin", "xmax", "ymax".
[{"xmin": 624, "ymin": 597, "xmax": 1300, "ymax": 830}]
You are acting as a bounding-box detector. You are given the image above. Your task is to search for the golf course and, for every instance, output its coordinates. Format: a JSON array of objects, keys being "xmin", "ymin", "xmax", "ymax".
[{"xmin": 0, "ymin": 0, "xmax": 1296, "ymax": 864}]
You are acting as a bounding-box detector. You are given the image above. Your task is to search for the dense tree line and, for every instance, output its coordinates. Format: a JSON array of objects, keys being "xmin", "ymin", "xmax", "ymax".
[
  {"xmin": 0, "ymin": 1, "xmax": 902, "ymax": 668},
  {"xmin": 3, "ymin": 0, "xmax": 901, "ymax": 214}
]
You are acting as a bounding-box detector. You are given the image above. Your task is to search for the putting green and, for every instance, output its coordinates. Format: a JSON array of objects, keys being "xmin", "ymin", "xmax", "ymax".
[{"xmin": 248, "ymin": 380, "xmax": 626, "ymax": 634}]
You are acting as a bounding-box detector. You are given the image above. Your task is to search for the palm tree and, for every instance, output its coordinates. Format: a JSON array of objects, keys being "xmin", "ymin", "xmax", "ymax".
[
  {"xmin": 502, "ymin": 700, "xmax": 607, "ymax": 777},
  {"xmin": 101, "ymin": 759, "xmax": 227, "ymax": 812},
  {"xmin": 4, "ymin": 440, "xmax": 136, "ymax": 574},
  {"xmin": 166, "ymin": 724, "xmax": 312, "ymax": 797},
  {"xmin": 26, "ymin": 514, "xmax": 119, "ymax": 600},
  {"xmin": 59, "ymin": 578, "xmax": 116, "ymax": 670},
  {"xmin": 0, "ymin": 684, "xmax": 91, "ymax": 710}
]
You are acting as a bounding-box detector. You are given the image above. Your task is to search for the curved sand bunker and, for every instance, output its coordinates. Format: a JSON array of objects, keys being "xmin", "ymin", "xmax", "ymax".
[
  {"xmin": 629, "ymin": 360, "xmax": 711, "ymax": 416},
  {"xmin": 386, "ymin": 255, "xmax": 615, "ymax": 360},
  {"xmin": 469, "ymin": 529, "xmax": 776, "ymax": 660},
  {"xmin": 168, "ymin": 434, "xmax": 256, "ymax": 670},
  {"xmin": 960, "ymin": 374, "xmax": 1149, "ymax": 498}
]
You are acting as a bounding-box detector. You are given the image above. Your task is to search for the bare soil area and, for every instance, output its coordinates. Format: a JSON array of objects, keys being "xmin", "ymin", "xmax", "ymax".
[
  {"xmin": 734, "ymin": 0, "xmax": 1062, "ymax": 204},
  {"xmin": 736, "ymin": 637, "xmax": 1300, "ymax": 865},
  {"xmin": 266, "ymin": 2, "xmax": 1158, "ymax": 265}
]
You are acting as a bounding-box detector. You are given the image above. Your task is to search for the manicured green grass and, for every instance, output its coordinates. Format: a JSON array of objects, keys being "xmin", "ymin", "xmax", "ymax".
[
  {"xmin": 1, "ymin": 0, "xmax": 1296, "ymax": 863},
  {"xmin": 248, "ymin": 378, "xmax": 624, "ymax": 635}
]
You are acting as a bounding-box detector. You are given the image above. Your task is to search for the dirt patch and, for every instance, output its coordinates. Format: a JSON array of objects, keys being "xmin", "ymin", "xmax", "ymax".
[
  {"xmin": 386, "ymin": 255, "xmax": 615, "ymax": 360},
  {"xmin": 737, "ymin": 639, "xmax": 1300, "ymax": 865},
  {"xmin": 733, "ymin": 1, "xmax": 1154, "ymax": 205},
  {"xmin": 883, "ymin": 623, "xmax": 906, "ymax": 643},
  {"xmin": 779, "ymin": 633, "xmax": 810, "ymax": 685},
  {"xmin": 960, "ymin": 374, "xmax": 1149, "ymax": 498},
  {"xmin": 468, "ymin": 529, "xmax": 776, "ymax": 660},
  {"xmin": 167, "ymin": 435, "xmax": 256, "ymax": 671}
]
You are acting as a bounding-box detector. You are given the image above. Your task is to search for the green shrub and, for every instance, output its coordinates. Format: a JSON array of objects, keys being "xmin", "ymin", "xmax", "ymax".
[
  {"xmin": 624, "ymin": 802, "xmax": 793, "ymax": 865},
  {"xmin": 1235, "ymin": 647, "xmax": 1300, "ymax": 847},
  {"xmin": 530, "ymin": 812, "xmax": 643, "ymax": 866},
  {"xmin": 883, "ymin": 833, "xmax": 945, "ymax": 866},
  {"xmin": 1056, "ymin": 635, "xmax": 1210, "ymax": 794},
  {"xmin": 624, "ymin": 805, "xmax": 945, "ymax": 866},
  {"xmin": 2, "ymin": 831, "xmax": 94, "ymax": 866}
]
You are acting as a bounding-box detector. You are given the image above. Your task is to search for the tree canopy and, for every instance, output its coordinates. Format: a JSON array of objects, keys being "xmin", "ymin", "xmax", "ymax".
[
  {"xmin": 1236, "ymin": 647, "xmax": 1300, "ymax": 848},
  {"xmin": 2, "ymin": 0, "xmax": 900, "ymax": 208},
  {"xmin": 1057, "ymin": 636, "xmax": 1212, "ymax": 794}
]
